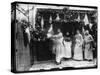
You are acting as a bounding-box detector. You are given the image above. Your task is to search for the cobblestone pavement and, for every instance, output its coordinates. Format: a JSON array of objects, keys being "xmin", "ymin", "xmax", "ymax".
[{"xmin": 29, "ymin": 59, "xmax": 97, "ymax": 71}]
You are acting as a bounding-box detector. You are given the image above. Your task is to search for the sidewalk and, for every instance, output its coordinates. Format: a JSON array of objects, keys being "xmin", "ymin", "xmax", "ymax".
[{"xmin": 29, "ymin": 59, "xmax": 97, "ymax": 71}]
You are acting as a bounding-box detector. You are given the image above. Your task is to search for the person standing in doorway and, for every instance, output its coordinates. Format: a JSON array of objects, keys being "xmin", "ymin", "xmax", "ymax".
[
  {"xmin": 73, "ymin": 30, "xmax": 83, "ymax": 60},
  {"xmin": 84, "ymin": 30, "xmax": 94, "ymax": 61},
  {"xmin": 63, "ymin": 32, "xmax": 72, "ymax": 59},
  {"xmin": 47, "ymin": 28, "xmax": 64, "ymax": 64}
]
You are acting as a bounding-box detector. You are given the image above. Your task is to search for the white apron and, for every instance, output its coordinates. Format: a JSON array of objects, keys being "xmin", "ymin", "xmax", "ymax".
[{"xmin": 63, "ymin": 40, "xmax": 72, "ymax": 58}]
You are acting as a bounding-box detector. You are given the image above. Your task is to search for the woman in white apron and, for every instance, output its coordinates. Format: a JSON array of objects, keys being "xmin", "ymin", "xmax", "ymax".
[
  {"xmin": 63, "ymin": 32, "xmax": 72, "ymax": 59},
  {"xmin": 47, "ymin": 28, "xmax": 64, "ymax": 64},
  {"xmin": 84, "ymin": 30, "xmax": 93, "ymax": 61},
  {"xmin": 73, "ymin": 30, "xmax": 83, "ymax": 60}
]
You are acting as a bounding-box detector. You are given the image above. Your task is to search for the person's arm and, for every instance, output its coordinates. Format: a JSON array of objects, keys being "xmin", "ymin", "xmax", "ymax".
[
  {"xmin": 52, "ymin": 32, "xmax": 62, "ymax": 38},
  {"xmin": 88, "ymin": 35, "xmax": 94, "ymax": 50},
  {"xmin": 47, "ymin": 33, "xmax": 52, "ymax": 38},
  {"xmin": 89, "ymin": 35, "xmax": 94, "ymax": 42}
]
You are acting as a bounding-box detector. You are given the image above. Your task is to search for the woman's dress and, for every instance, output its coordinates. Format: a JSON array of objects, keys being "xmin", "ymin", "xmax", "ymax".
[
  {"xmin": 84, "ymin": 34, "xmax": 93, "ymax": 60},
  {"xmin": 51, "ymin": 33, "xmax": 65, "ymax": 63},
  {"xmin": 73, "ymin": 34, "xmax": 83, "ymax": 60}
]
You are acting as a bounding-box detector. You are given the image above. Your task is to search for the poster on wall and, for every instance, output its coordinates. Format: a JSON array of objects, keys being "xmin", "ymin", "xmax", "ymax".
[{"xmin": 11, "ymin": 1, "xmax": 98, "ymax": 73}]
